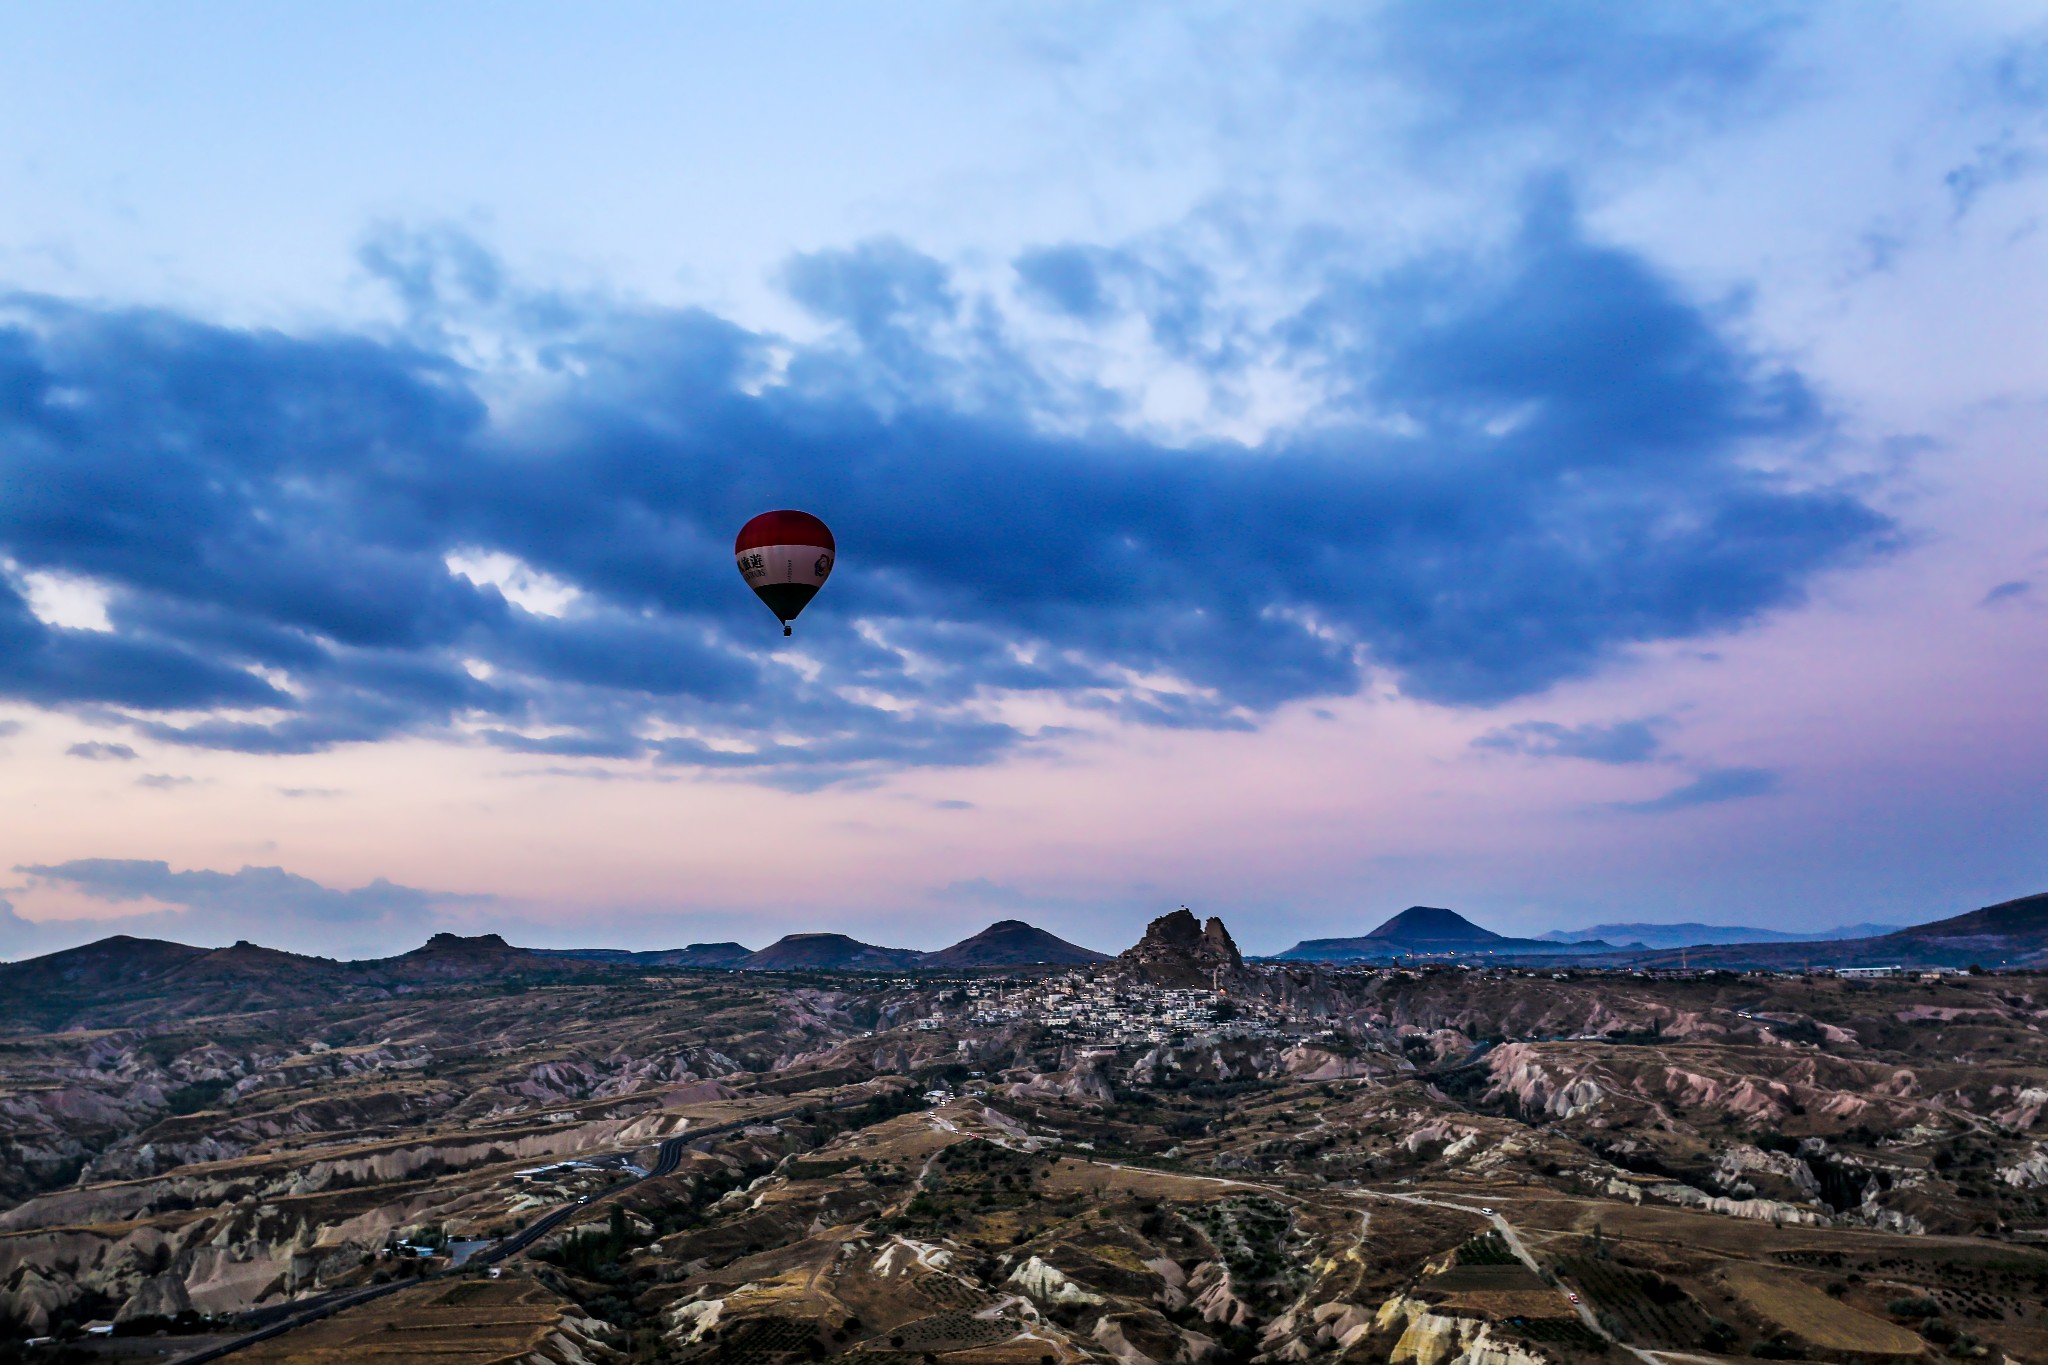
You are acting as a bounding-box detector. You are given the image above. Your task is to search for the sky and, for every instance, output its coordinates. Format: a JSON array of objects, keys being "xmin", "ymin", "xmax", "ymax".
[{"xmin": 1, "ymin": 2, "xmax": 2044, "ymax": 959}]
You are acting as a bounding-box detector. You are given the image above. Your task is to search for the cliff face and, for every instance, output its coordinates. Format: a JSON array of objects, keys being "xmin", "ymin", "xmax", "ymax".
[{"xmin": 1116, "ymin": 909, "xmax": 1244, "ymax": 988}]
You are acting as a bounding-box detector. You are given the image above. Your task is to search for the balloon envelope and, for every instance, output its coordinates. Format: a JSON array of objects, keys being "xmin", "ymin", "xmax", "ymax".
[{"xmin": 735, "ymin": 510, "xmax": 835, "ymax": 632}]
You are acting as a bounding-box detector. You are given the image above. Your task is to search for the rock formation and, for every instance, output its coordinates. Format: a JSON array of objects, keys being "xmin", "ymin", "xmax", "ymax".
[{"xmin": 1116, "ymin": 908, "xmax": 1244, "ymax": 988}]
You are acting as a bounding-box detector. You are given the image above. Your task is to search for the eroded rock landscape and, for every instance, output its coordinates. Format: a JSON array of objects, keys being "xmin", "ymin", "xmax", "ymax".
[{"xmin": 9, "ymin": 902, "xmax": 2048, "ymax": 1364}]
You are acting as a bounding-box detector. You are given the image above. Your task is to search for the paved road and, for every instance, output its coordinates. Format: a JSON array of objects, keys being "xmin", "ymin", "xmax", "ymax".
[{"xmin": 163, "ymin": 1117, "xmax": 721, "ymax": 1364}]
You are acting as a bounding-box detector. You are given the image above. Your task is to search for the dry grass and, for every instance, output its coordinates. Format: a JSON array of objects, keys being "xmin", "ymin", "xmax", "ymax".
[
  {"xmin": 1722, "ymin": 1265, "xmax": 1922, "ymax": 1356},
  {"xmin": 232, "ymin": 1276, "xmax": 576, "ymax": 1363}
]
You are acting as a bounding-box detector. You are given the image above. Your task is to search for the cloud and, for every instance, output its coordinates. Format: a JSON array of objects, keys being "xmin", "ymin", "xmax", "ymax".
[
  {"xmin": 0, "ymin": 195, "xmax": 1891, "ymax": 782},
  {"xmin": 1981, "ymin": 579, "xmax": 2032, "ymax": 606},
  {"xmin": 1475, "ymin": 717, "xmax": 1666, "ymax": 765},
  {"xmin": 1613, "ymin": 766, "xmax": 1779, "ymax": 814},
  {"xmin": 9, "ymin": 859, "xmax": 492, "ymax": 956},
  {"xmin": 1947, "ymin": 35, "xmax": 2048, "ymax": 217},
  {"xmin": 66, "ymin": 740, "xmax": 137, "ymax": 761},
  {"xmin": 0, "ymin": 720, "xmax": 22, "ymax": 738},
  {"xmin": 135, "ymin": 773, "xmax": 196, "ymax": 789},
  {"xmin": 1364, "ymin": 1, "xmax": 1802, "ymax": 159}
]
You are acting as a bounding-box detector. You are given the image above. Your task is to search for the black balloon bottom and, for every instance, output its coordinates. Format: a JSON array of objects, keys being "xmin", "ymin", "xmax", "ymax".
[{"xmin": 752, "ymin": 582, "xmax": 819, "ymax": 625}]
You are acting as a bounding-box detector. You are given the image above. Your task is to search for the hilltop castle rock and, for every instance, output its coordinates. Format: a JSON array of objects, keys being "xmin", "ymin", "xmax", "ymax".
[{"xmin": 1116, "ymin": 908, "xmax": 1244, "ymax": 988}]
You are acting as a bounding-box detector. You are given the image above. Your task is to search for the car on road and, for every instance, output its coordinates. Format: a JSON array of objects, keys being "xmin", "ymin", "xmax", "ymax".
[
  {"xmin": 1567, "ymin": 1292, "xmax": 1580, "ymax": 1303},
  {"xmin": 1480, "ymin": 1207, "xmax": 1494, "ymax": 1215}
]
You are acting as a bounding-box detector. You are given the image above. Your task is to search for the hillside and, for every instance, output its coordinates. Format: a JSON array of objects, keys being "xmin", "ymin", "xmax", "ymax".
[
  {"xmin": 740, "ymin": 933, "xmax": 925, "ymax": 972},
  {"xmin": 920, "ymin": 920, "xmax": 1108, "ymax": 967},
  {"xmin": 1274, "ymin": 906, "xmax": 1607, "ymax": 961},
  {"xmin": 0, "ymin": 931, "xmax": 626, "ymax": 1031},
  {"xmin": 1894, "ymin": 890, "xmax": 2048, "ymax": 941}
]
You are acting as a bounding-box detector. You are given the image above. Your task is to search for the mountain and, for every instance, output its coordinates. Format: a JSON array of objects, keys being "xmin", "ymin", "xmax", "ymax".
[
  {"xmin": 1273, "ymin": 906, "xmax": 1610, "ymax": 962},
  {"xmin": 0, "ymin": 935, "xmax": 361, "ymax": 1030},
  {"xmin": 740, "ymin": 933, "xmax": 925, "ymax": 972},
  {"xmin": 363, "ymin": 931, "xmax": 583, "ymax": 983},
  {"xmin": 1540, "ymin": 921, "xmax": 1902, "ymax": 948},
  {"xmin": 921, "ymin": 920, "xmax": 1109, "ymax": 968},
  {"xmin": 1116, "ymin": 908, "xmax": 1244, "ymax": 987},
  {"xmin": 1599, "ymin": 891, "xmax": 2048, "ymax": 970},
  {"xmin": 0, "ymin": 934, "xmax": 210, "ymax": 995},
  {"xmin": 539, "ymin": 943, "xmax": 755, "ymax": 969},
  {"xmin": 1894, "ymin": 891, "xmax": 2048, "ymax": 943}
]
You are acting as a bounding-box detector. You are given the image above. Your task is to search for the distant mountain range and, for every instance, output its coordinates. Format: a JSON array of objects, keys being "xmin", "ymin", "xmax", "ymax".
[
  {"xmin": 1272, "ymin": 906, "xmax": 1615, "ymax": 962},
  {"xmin": 1539, "ymin": 921, "xmax": 1901, "ymax": 949},
  {"xmin": 546, "ymin": 921, "xmax": 1109, "ymax": 972},
  {"xmin": 7, "ymin": 891, "xmax": 2047, "ymax": 1025},
  {"xmin": 1610, "ymin": 892, "xmax": 2048, "ymax": 971}
]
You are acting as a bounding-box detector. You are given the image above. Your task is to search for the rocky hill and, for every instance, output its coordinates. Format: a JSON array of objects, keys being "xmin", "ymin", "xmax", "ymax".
[
  {"xmin": 1274, "ymin": 906, "xmax": 1606, "ymax": 961},
  {"xmin": 920, "ymin": 920, "xmax": 1108, "ymax": 967},
  {"xmin": 540, "ymin": 943, "xmax": 754, "ymax": 969},
  {"xmin": 1115, "ymin": 907, "xmax": 1243, "ymax": 987},
  {"xmin": 739, "ymin": 933, "xmax": 924, "ymax": 971},
  {"xmin": 1895, "ymin": 889, "xmax": 2048, "ymax": 942}
]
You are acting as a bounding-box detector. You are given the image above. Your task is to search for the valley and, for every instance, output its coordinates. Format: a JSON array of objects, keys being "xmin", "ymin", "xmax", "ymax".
[{"xmin": 7, "ymin": 902, "xmax": 2048, "ymax": 1363}]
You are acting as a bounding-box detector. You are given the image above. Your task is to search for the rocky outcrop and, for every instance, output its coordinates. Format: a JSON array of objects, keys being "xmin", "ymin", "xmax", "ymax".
[
  {"xmin": 1483, "ymin": 1045, "xmax": 1603, "ymax": 1120},
  {"xmin": 527, "ymin": 1309, "xmax": 626, "ymax": 1364},
  {"xmin": 2001, "ymin": 1144, "xmax": 2048, "ymax": 1188},
  {"xmin": 115, "ymin": 1271, "xmax": 192, "ymax": 1322},
  {"xmin": 1644, "ymin": 1182, "xmax": 1828, "ymax": 1226},
  {"xmin": 1009, "ymin": 1254, "xmax": 1107, "ymax": 1306},
  {"xmin": 1374, "ymin": 1295, "xmax": 1556, "ymax": 1365},
  {"xmin": 1118, "ymin": 909, "xmax": 1244, "ymax": 989},
  {"xmin": 1186, "ymin": 1261, "xmax": 1254, "ymax": 1328},
  {"xmin": 1092, "ymin": 1309, "xmax": 1216, "ymax": 1364}
]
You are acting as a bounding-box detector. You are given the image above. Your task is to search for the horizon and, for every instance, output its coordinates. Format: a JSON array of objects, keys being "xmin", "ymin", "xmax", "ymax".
[
  {"xmin": 3, "ymin": 7, "xmax": 2046, "ymax": 961},
  {"xmin": 1, "ymin": 896, "xmax": 1983, "ymax": 966}
]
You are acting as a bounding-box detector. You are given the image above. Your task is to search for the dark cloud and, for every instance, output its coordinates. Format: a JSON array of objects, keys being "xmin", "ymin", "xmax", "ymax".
[
  {"xmin": 135, "ymin": 773, "xmax": 195, "ymax": 790},
  {"xmin": 0, "ymin": 198, "xmax": 1890, "ymax": 781},
  {"xmin": 1614, "ymin": 766, "xmax": 1779, "ymax": 814},
  {"xmin": 1981, "ymin": 579, "xmax": 2032, "ymax": 606},
  {"xmin": 0, "ymin": 720, "xmax": 22, "ymax": 738},
  {"xmin": 66, "ymin": 740, "xmax": 137, "ymax": 761},
  {"xmin": 1475, "ymin": 718, "xmax": 1665, "ymax": 765}
]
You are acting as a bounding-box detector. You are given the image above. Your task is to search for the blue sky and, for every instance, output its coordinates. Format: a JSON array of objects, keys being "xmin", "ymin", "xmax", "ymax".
[{"xmin": 1, "ymin": 4, "xmax": 2044, "ymax": 957}]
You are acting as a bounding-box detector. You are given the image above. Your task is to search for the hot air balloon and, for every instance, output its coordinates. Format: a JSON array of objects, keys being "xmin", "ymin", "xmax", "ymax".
[{"xmin": 734, "ymin": 510, "xmax": 835, "ymax": 636}]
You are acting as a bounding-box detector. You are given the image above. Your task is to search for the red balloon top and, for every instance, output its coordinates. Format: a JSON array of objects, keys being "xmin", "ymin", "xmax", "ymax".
[{"xmin": 735, "ymin": 509, "xmax": 835, "ymax": 554}]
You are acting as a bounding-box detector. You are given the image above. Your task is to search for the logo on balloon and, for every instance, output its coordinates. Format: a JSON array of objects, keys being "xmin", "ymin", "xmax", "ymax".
[{"xmin": 814, "ymin": 554, "xmax": 832, "ymax": 578}]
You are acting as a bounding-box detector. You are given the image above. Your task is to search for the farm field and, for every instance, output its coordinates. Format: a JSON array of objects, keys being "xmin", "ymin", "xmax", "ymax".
[
  {"xmin": 1721, "ymin": 1265, "xmax": 1923, "ymax": 1356},
  {"xmin": 229, "ymin": 1276, "xmax": 595, "ymax": 1364}
]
